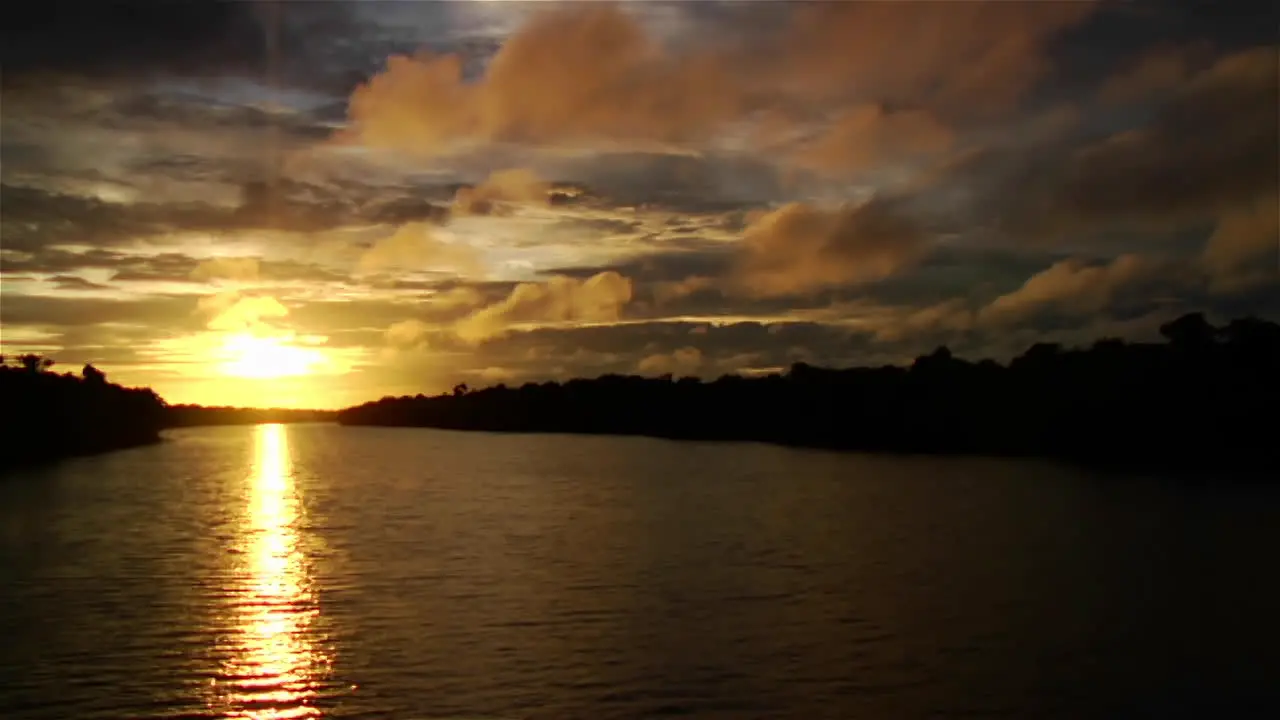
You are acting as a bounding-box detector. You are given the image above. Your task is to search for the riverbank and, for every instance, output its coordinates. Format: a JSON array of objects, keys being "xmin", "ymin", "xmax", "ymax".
[
  {"xmin": 337, "ymin": 313, "xmax": 1279, "ymax": 479},
  {"xmin": 0, "ymin": 360, "xmax": 167, "ymax": 473}
]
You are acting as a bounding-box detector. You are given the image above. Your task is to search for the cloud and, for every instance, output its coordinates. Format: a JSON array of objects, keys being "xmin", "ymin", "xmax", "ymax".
[
  {"xmin": 787, "ymin": 104, "xmax": 955, "ymax": 177},
  {"xmin": 972, "ymin": 45, "xmax": 1280, "ymax": 243},
  {"xmin": 1204, "ymin": 199, "xmax": 1280, "ymax": 293},
  {"xmin": 976, "ymin": 255, "xmax": 1167, "ymax": 328},
  {"xmin": 0, "ymin": 179, "xmax": 450, "ymax": 256},
  {"xmin": 190, "ymin": 256, "xmax": 260, "ymax": 282},
  {"xmin": 637, "ymin": 346, "xmax": 702, "ymax": 376},
  {"xmin": 1096, "ymin": 42, "xmax": 1212, "ymax": 105},
  {"xmin": 0, "ymin": 1, "xmax": 268, "ymax": 83},
  {"xmin": 199, "ymin": 292, "xmax": 288, "ymax": 332},
  {"xmin": 732, "ymin": 199, "xmax": 930, "ymax": 298},
  {"xmin": 339, "ymin": 1, "xmax": 1091, "ymax": 158},
  {"xmin": 0, "ymin": 293, "xmax": 190, "ymax": 329},
  {"xmin": 1066, "ymin": 48, "xmax": 1278, "ymax": 223},
  {"xmin": 47, "ymin": 275, "xmax": 111, "ymax": 292},
  {"xmin": 385, "ymin": 318, "xmax": 432, "ymax": 350},
  {"xmin": 455, "ymin": 271, "xmax": 633, "ymax": 342},
  {"xmin": 430, "ymin": 286, "xmax": 486, "ymax": 313},
  {"xmin": 768, "ymin": 2, "xmax": 1097, "ymax": 116},
  {"xmin": 452, "ymin": 168, "xmax": 549, "ymax": 216},
  {"xmin": 357, "ymin": 222, "xmax": 483, "ymax": 276},
  {"xmin": 871, "ymin": 299, "xmax": 975, "ymax": 344},
  {"xmin": 342, "ymin": 3, "xmax": 738, "ymax": 153}
]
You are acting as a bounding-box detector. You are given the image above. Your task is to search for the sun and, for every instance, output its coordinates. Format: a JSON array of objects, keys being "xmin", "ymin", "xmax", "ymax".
[{"xmin": 219, "ymin": 333, "xmax": 328, "ymax": 379}]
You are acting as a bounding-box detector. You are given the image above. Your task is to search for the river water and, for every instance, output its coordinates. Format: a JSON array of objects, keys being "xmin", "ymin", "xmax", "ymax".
[{"xmin": 1, "ymin": 424, "xmax": 1276, "ymax": 719}]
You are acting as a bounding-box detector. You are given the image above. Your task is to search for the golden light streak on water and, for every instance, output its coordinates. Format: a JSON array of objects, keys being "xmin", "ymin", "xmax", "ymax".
[{"xmin": 209, "ymin": 424, "xmax": 328, "ymax": 719}]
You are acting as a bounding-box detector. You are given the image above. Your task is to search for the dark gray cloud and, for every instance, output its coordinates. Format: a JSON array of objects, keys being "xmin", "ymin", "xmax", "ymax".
[
  {"xmin": 0, "ymin": 1, "xmax": 269, "ymax": 84},
  {"xmin": 0, "ymin": 181, "xmax": 451, "ymax": 253},
  {"xmin": 0, "ymin": 293, "xmax": 193, "ymax": 329},
  {"xmin": 914, "ymin": 44, "xmax": 1279, "ymax": 249}
]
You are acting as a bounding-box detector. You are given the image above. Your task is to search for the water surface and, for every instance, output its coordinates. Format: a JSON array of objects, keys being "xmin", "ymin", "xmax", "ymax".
[{"xmin": 1, "ymin": 424, "xmax": 1276, "ymax": 719}]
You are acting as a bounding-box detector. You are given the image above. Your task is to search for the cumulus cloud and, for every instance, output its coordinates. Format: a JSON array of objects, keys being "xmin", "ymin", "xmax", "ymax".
[
  {"xmin": 653, "ymin": 275, "xmax": 718, "ymax": 306},
  {"xmin": 453, "ymin": 168, "xmax": 549, "ymax": 216},
  {"xmin": 637, "ymin": 346, "xmax": 702, "ymax": 376},
  {"xmin": 385, "ymin": 318, "xmax": 432, "ymax": 350},
  {"xmin": 342, "ymin": 3, "xmax": 739, "ymax": 153},
  {"xmin": 429, "ymin": 286, "xmax": 486, "ymax": 312},
  {"xmin": 198, "ymin": 291, "xmax": 289, "ymax": 332},
  {"xmin": 1096, "ymin": 43, "xmax": 1212, "ymax": 105},
  {"xmin": 339, "ymin": 1, "xmax": 1090, "ymax": 158},
  {"xmin": 872, "ymin": 299, "xmax": 975, "ymax": 344},
  {"xmin": 357, "ymin": 222, "xmax": 484, "ymax": 276},
  {"xmin": 732, "ymin": 199, "xmax": 930, "ymax": 298},
  {"xmin": 455, "ymin": 271, "xmax": 633, "ymax": 342},
  {"xmin": 976, "ymin": 255, "xmax": 1165, "ymax": 328},
  {"xmin": 190, "ymin": 256, "xmax": 260, "ymax": 282},
  {"xmin": 768, "ymin": 2, "xmax": 1096, "ymax": 116},
  {"xmin": 1013, "ymin": 46, "xmax": 1278, "ymax": 240},
  {"xmin": 1205, "ymin": 199, "xmax": 1280, "ymax": 293},
  {"xmin": 788, "ymin": 104, "xmax": 955, "ymax": 177}
]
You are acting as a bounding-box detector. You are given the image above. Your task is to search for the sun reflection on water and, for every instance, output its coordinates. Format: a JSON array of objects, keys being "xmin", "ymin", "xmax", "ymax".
[{"xmin": 211, "ymin": 424, "xmax": 328, "ymax": 719}]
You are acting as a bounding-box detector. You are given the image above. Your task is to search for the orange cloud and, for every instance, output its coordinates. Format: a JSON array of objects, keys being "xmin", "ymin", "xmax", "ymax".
[
  {"xmin": 638, "ymin": 346, "xmax": 702, "ymax": 376},
  {"xmin": 455, "ymin": 271, "xmax": 633, "ymax": 342},
  {"xmin": 190, "ymin": 256, "xmax": 260, "ymax": 283},
  {"xmin": 340, "ymin": 2, "xmax": 1089, "ymax": 158},
  {"xmin": 733, "ymin": 200, "xmax": 930, "ymax": 297},
  {"xmin": 453, "ymin": 168, "xmax": 549, "ymax": 216},
  {"xmin": 765, "ymin": 2, "xmax": 1096, "ymax": 117},
  {"xmin": 977, "ymin": 255, "xmax": 1160, "ymax": 327},
  {"xmin": 789, "ymin": 104, "xmax": 955, "ymax": 177},
  {"xmin": 1205, "ymin": 199, "xmax": 1280, "ymax": 293},
  {"xmin": 385, "ymin": 318, "xmax": 432, "ymax": 350},
  {"xmin": 357, "ymin": 223, "xmax": 483, "ymax": 276},
  {"xmin": 199, "ymin": 292, "xmax": 288, "ymax": 332},
  {"xmin": 344, "ymin": 3, "xmax": 738, "ymax": 154}
]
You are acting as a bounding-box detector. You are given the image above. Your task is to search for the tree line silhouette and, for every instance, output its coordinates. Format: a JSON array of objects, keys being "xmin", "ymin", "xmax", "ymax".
[
  {"xmin": 0, "ymin": 355, "xmax": 167, "ymax": 470},
  {"xmin": 167, "ymin": 405, "xmax": 337, "ymax": 426},
  {"xmin": 338, "ymin": 313, "xmax": 1280, "ymax": 477},
  {"xmin": 0, "ymin": 356, "xmax": 336, "ymax": 471}
]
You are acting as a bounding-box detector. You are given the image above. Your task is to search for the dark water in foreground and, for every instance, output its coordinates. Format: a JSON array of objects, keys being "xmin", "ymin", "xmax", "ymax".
[{"xmin": 1, "ymin": 424, "xmax": 1276, "ymax": 719}]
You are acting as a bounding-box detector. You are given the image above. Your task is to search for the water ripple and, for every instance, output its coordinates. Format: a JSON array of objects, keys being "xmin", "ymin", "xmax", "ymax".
[{"xmin": 3, "ymin": 425, "xmax": 1278, "ymax": 719}]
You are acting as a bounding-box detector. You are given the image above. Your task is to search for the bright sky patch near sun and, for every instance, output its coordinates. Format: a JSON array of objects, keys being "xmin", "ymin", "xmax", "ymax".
[{"xmin": 0, "ymin": 0, "xmax": 1277, "ymax": 408}]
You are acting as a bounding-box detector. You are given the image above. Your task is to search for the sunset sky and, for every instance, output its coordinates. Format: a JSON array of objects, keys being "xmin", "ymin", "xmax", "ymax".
[{"xmin": 1, "ymin": 0, "xmax": 1277, "ymax": 409}]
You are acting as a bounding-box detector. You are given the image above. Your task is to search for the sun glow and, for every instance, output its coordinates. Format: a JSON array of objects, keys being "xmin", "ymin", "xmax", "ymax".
[{"xmin": 219, "ymin": 333, "xmax": 330, "ymax": 379}]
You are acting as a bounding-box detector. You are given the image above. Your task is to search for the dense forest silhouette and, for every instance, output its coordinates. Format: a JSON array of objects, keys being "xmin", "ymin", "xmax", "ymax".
[
  {"xmin": 339, "ymin": 313, "xmax": 1280, "ymax": 477},
  {"xmin": 167, "ymin": 405, "xmax": 336, "ymax": 426},
  {"xmin": 0, "ymin": 355, "xmax": 167, "ymax": 470},
  {"xmin": 0, "ymin": 357, "xmax": 335, "ymax": 470}
]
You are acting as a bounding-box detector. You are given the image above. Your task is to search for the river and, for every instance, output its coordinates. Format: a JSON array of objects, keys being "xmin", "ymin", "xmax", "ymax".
[{"xmin": 1, "ymin": 424, "xmax": 1276, "ymax": 719}]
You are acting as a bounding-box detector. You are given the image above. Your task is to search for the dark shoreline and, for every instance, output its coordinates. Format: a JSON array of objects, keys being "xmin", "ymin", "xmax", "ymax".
[
  {"xmin": 0, "ymin": 433, "xmax": 163, "ymax": 474},
  {"xmin": 1, "ymin": 361, "xmax": 168, "ymax": 474},
  {"xmin": 338, "ymin": 313, "xmax": 1280, "ymax": 482},
  {"xmin": 338, "ymin": 419, "xmax": 1275, "ymax": 481}
]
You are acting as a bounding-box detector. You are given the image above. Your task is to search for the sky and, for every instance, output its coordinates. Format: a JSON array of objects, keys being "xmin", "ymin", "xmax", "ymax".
[{"xmin": 1, "ymin": 0, "xmax": 1277, "ymax": 409}]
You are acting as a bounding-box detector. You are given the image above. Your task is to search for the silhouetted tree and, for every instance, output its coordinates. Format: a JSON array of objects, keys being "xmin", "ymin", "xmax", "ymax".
[
  {"xmin": 1161, "ymin": 312, "xmax": 1216, "ymax": 349},
  {"xmin": 336, "ymin": 312, "xmax": 1279, "ymax": 479},
  {"xmin": 82, "ymin": 364, "xmax": 106, "ymax": 385},
  {"xmin": 2, "ymin": 355, "xmax": 167, "ymax": 469},
  {"xmin": 163, "ymin": 405, "xmax": 336, "ymax": 427}
]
